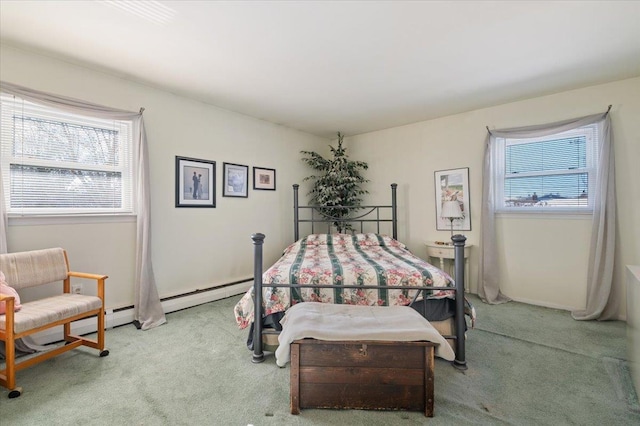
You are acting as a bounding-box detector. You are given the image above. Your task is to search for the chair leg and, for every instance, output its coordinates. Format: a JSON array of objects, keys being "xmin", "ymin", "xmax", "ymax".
[
  {"xmin": 97, "ymin": 308, "xmax": 105, "ymax": 350},
  {"xmin": 2, "ymin": 336, "xmax": 18, "ymax": 397},
  {"xmin": 8, "ymin": 387, "xmax": 22, "ymax": 398},
  {"xmin": 5, "ymin": 335, "xmax": 16, "ymax": 393}
]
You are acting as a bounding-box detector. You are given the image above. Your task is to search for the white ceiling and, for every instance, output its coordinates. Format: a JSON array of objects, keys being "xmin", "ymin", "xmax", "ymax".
[{"xmin": 1, "ymin": 1, "xmax": 639, "ymax": 138}]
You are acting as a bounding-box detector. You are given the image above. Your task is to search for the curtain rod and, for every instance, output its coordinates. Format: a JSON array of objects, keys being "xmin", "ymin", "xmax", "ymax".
[
  {"xmin": 485, "ymin": 105, "xmax": 612, "ymax": 135},
  {"xmin": 139, "ymin": 107, "xmax": 145, "ymax": 114}
]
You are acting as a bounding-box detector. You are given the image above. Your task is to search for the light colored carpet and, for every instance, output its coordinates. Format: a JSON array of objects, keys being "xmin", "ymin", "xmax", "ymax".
[{"xmin": 1, "ymin": 295, "xmax": 638, "ymax": 425}]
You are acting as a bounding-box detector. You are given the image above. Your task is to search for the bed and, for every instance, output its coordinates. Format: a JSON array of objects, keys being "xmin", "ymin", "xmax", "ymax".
[{"xmin": 233, "ymin": 183, "xmax": 471, "ymax": 370}]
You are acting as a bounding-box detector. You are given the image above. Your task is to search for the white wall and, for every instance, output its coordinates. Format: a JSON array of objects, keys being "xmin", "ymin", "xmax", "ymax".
[
  {"xmin": 347, "ymin": 77, "xmax": 640, "ymax": 317},
  {"xmin": 2, "ymin": 43, "xmax": 638, "ymax": 318},
  {"xmin": 0, "ymin": 44, "xmax": 327, "ymax": 309}
]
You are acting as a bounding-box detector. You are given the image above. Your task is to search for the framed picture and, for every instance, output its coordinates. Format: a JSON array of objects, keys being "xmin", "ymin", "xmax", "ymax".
[
  {"xmin": 434, "ymin": 167, "xmax": 471, "ymax": 231},
  {"xmin": 175, "ymin": 156, "xmax": 216, "ymax": 208},
  {"xmin": 223, "ymin": 162, "xmax": 249, "ymax": 198},
  {"xmin": 253, "ymin": 166, "xmax": 276, "ymax": 191}
]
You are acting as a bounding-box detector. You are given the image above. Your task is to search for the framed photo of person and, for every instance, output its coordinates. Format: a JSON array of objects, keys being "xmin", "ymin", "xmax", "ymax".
[
  {"xmin": 253, "ymin": 166, "xmax": 276, "ymax": 191},
  {"xmin": 175, "ymin": 156, "xmax": 216, "ymax": 208},
  {"xmin": 223, "ymin": 162, "xmax": 249, "ymax": 198}
]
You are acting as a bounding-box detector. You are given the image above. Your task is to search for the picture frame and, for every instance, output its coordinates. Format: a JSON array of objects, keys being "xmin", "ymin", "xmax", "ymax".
[
  {"xmin": 434, "ymin": 167, "xmax": 471, "ymax": 231},
  {"xmin": 253, "ymin": 166, "xmax": 276, "ymax": 191},
  {"xmin": 223, "ymin": 162, "xmax": 249, "ymax": 198},
  {"xmin": 175, "ymin": 156, "xmax": 216, "ymax": 208}
]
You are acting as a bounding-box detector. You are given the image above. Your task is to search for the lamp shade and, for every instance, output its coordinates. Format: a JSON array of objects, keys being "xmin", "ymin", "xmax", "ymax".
[{"xmin": 441, "ymin": 200, "xmax": 463, "ymax": 219}]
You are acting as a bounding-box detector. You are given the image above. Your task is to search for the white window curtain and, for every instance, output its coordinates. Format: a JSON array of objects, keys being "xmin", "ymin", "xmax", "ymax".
[
  {"xmin": 0, "ymin": 170, "xmax": 7, "ymax": 254},
  {"xmin": 0, "ymin": 81, "xmax": 166, "ymax": 330},
  {"xmin": 480, "ymin": 109, "xmax": 618, "ymax": 320}
]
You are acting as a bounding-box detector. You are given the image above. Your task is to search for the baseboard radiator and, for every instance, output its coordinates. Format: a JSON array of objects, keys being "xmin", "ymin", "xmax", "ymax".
[{"xmin": 29, "ymin": 279, "xmax": 253, "ymax": 345}]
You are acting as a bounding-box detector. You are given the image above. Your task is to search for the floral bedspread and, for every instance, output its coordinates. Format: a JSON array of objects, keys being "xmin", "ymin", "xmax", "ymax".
[{"xmin": 234, "ymin": 233, "xmax": 455, "ymax": 329}]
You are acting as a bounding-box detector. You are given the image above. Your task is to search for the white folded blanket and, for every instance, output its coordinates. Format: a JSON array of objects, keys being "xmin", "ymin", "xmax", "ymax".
[{"xmin": 275, "ymin": 302, "xmax": 455, "ymax": 367}]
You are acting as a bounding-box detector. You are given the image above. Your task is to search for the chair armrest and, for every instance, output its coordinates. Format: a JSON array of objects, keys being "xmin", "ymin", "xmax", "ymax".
[
  {"xmin": 0, "ymin": 294, "xmax": 16, "ymax": 336},
  {"xmin": 67, "ymin": 271, "xmax": 108, "ymax": 300},
  {"xmin": 68, "ymin": 271, "xmax": 108, "ymax": 281}
]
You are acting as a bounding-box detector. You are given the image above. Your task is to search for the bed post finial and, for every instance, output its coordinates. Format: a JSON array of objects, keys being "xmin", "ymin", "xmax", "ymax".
[
  {"xmin": 451, "ymin": 233, "xmax": 467, "ymax": 370},
  {"xmin": 251, "ymin": 233, "xmax": 265, "ymax": 363},
  {"xmin": 391, "ymin": 183, "xmax": 398, "ymax": 240}
]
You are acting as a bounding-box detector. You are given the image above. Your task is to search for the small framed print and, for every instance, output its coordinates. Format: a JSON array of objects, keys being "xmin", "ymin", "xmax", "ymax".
[
  {"xmin": 223, "ymin": 162, "xmax": 249, "ymax": 198},
  {"xmin": 175, "ymin": 156, "xmax": 216, "ymax": 208},
  {"xmin": 434, "ymin": 167, "xmax": 471, "ymax": 231},
  {"xmin": 253, "ymin": 167, "xmax": 276, "ymax": 191}
]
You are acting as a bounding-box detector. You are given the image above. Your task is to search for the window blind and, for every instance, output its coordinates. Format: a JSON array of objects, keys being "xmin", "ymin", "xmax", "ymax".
[
  {"xmin": 0, "ymin": 93, "xmax": 134, "ymax": 215},
  {"xmin": 496, "ymin": 125, "xmax": 598, "ymax": 210}
]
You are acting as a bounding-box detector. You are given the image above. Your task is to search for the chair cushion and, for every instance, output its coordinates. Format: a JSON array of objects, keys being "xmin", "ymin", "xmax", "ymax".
[{"xmin": 0, "ymin": 294, "xmax": 102, "ymax": 334}]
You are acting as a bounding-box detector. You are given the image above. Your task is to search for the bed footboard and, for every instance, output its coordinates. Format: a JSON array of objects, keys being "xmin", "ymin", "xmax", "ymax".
[{"xmin": 250, "ymin": 232, "xmax": 468, "ymax": 368}]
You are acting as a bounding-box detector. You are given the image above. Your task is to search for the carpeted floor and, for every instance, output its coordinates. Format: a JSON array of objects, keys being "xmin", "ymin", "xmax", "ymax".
[{"xmin": 1, "ymin": 295, "xmax": 639, "ymax": 425}]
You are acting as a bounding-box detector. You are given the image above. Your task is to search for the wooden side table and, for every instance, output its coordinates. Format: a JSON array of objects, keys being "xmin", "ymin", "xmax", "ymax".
[{"xmin": 425, "ymin": 242, "xmax": 472, "ymax": 292}]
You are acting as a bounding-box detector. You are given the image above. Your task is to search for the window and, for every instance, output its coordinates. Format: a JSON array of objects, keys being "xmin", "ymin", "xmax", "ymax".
[
  {"xmin": 0, "ymin": 94, "xmax": 134, "ymax": 216},
  {"xmin": 493, "ymin": 124, "xmax": 598, "ymax": 212}
]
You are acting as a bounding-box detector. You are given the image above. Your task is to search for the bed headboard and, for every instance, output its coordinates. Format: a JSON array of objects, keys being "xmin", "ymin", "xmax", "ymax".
[{"xmin": 293, "ymin": 183, "xmax": 398, "ymax": 241}]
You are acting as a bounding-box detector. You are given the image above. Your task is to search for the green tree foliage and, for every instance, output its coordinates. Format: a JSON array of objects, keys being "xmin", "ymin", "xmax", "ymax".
[{"xmin": 300, "ymin": 132, "xmax": 369, "ymax": 231}]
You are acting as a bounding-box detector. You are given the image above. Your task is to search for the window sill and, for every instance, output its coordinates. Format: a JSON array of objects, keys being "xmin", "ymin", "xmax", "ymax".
[
  {"xmin": 8, "ymin": 214, "xmax": 136, "ymax": 226},
  {"xmin": 495, "ymin": 210, "xmax": 592, "ymax": 220}
]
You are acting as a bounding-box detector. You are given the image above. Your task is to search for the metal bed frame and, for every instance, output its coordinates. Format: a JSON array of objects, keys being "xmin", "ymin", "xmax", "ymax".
[{"xmin": 250, "ymin": 183, "xmax": 468, "ymax": 369}]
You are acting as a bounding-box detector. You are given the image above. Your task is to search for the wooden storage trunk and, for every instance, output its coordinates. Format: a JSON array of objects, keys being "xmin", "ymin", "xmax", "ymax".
[{"xmin": 290, "ymin": 339, "xmax": 437, "ymax": 417}]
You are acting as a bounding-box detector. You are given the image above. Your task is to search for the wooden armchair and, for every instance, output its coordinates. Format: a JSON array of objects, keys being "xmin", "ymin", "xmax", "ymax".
[{"xmin": 0, "ymin": 248, "xmax": 109, "ymax": 398}]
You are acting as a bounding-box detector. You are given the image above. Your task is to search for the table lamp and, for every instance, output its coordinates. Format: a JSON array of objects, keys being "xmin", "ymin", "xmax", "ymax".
[{"xmin": 441, "ymin": 200, "xmax": 463, "ymax": 243}]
